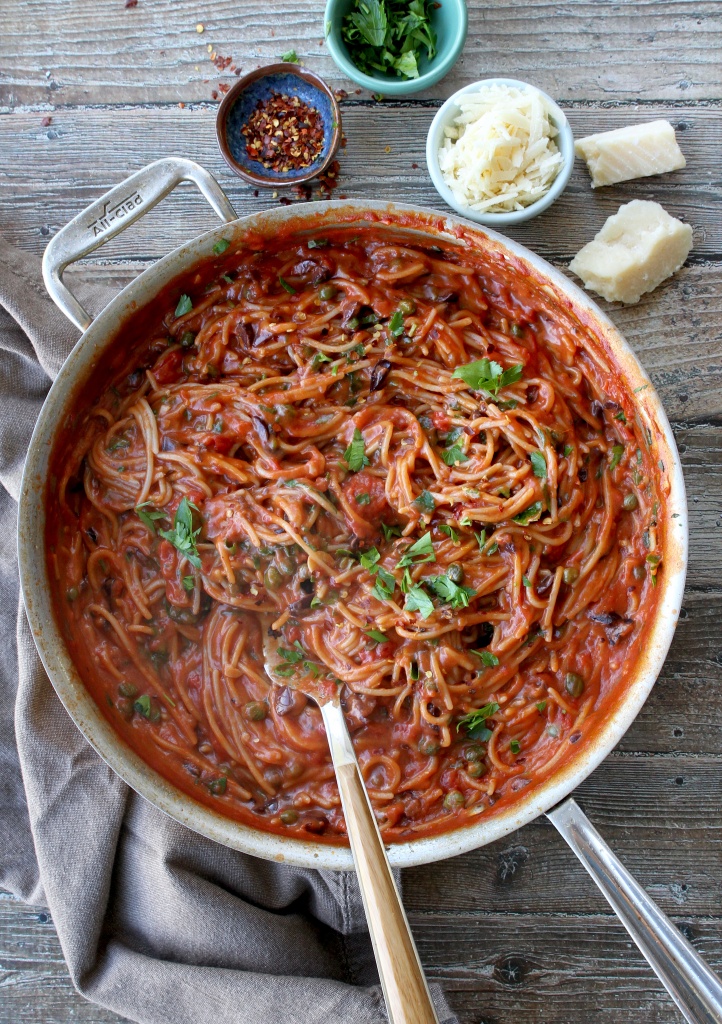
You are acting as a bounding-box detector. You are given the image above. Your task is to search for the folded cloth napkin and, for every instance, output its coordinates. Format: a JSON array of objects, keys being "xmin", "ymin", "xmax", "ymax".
[{"xmin": 0, "ymin": 236, "xmax": 459, "ymax": 1024}]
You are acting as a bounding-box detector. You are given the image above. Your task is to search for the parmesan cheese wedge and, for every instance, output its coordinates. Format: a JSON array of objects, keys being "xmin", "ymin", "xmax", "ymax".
[
  {"xmin": 574, "ymin": 120, "xmax": 686, "ymax": 188},
  {"xmin": 569, "ymin": 200, "xmax": 693, "ymax": 304}
]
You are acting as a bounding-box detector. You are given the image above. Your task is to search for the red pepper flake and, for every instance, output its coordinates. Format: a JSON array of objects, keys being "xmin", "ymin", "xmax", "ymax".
[
  {"xmin": 41, "ymin": 116, "xmax": 53, "ymax": 127},
  {"xmin": 211, "ymin": 90, "xmax": 219, "ymax": 100},
  {"xmin": 241, "ymin": 92, "xmax": 325, "ymax": 173},
  {"xmin": 218, "ymin": 82, "xmax": 230, "ymax": 94},
  {"xmin": 278, "ymin": 196, "xmax": 293, "ymax": 206},
  {"xmin": 124, "ymin": 0, "xmax": 138, "ymax": 7},
  {"xmin": 333, "ymin": 88, "xmax": 348, "ymax": 101},
  {"xmin": 412, "ymin": 162, "xmax": 418, "ymax": 169}
]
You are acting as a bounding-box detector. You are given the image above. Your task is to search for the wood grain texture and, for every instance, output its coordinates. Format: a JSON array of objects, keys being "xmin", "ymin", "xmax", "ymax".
[
  {"xmin": 1, "ymin": 103, "xmax": 720, "ymax": 260},
  {"xmin": 1, "ymin": 0, "xmax": 721, "ymax": 106}
]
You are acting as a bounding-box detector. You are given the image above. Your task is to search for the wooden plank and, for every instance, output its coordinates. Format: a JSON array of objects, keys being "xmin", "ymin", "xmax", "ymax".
[
  {"xmin": 412, "ymin": 912, "xmax": 722, "ymax": 1024},
  {"xmin": 1, "ymin": 103, "xmax": 720, "ymax": 260},
  {"xmin": 1, "ymin": 0, "xmax": 721, "ymax": 106}
]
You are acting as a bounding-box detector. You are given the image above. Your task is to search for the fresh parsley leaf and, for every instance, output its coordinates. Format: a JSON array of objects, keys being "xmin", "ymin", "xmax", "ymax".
[
  {"xmin": 134, "ymin": 695, "xmax": 152, "ymax": 718},
  {"xmin": 159, "ymin": 497, "xmax": 202, "ymax": 568},
  {"xmin": 439, "ymin": 524, "xmax": 459, "ymax": 544},
  {"xmin": 341, "ymin": 0, "xmax": 436, "ymax": 81},
  {"xmin": 397, "ymin": 532, "xmax": 435, "ymax": 568},
  {"xmin": 509, "ymin": 740, "xmax": 521, "ymax": 754},
  {"xmin": 278, "ymin": 646, "xmax": 303, "ymax": 664},
  {"xmin": 136, "ymin": 502, "xmax": 166, "ymax": 534},
  {"xmin": 457, "ymin": 703, "xmax": 500, "ymax": 738},
  {"xmin": 174, "ymin": 294, "xmax": 192, "ymax": 318},
  {"xmin": 441, "ymin": 443, "xmax": 468, "ymax": 466},
  {"xmin": 349, "ymin": 0, "xmax": 386, "ymax": 46},
  {"xmin": 356, "ymin": 492, "xmax": 371, "ymax": 505},
  {"xmin": 307, "ymin": 238, "xmax": 328, "ymax": 249},
  {"xmin": 212, "ymin": 238, "xmax": 230, "ymax": 255},
  {"xmin": 359, "ymin": 547, "xmax": 381, "ymax": 571},
  {"xmin": 615, "ymin": 410, "xmax": 627, "ymax": 424},
  {"xmin": 413, "ymin": 490, "xmax": 435, "ymax": 513},
  {"xmin": 609, "ymin": 444, "xmax": 625, "ymax": 471},
  {"xmin": 381, "ymin": 522, "xmax": 402, "ymax": 541},
  {"xmin": 426, "ymin": 574, "xmax": 476, "ymax": 609},
  {"xmin": 388, "ymin": 310, "xmax": 405, "ymax": 336},
  {"xmin": 472, "ymin": 650, "xmax": 499, "ymax": 667},
  {"xmin": 182, "ymin": 575, "xmax": 195, "ymax": 591},
  {"xmin": 343, "ymin": 428, "xmax": 370, "ymax": 472},
  {"xmin": 536, "ymin": 700, "xmax": 547, "ymax": 712},
  {"xmin": 394, "ymin": 49, "xmax": 418, "ymax": 78},
  {"xmin": 312, "ymin": 351, "xmax": 331, "ymax": 370},
  {"xmin": 522, "ymin": 575, "xmax": 531, "ymax": 587},
  {"xmin": 372, "ymin": 566, "xmax": 396, "ymax": 601},
  {"xmin": 404, "ymin": 584, "xmax": 434, "ymax": 619},
  {"xmin": 280, "ymin": 49, "xmax": 298, "ymax": 62},
  {"xmin": 107, "ymin": 436, "xmax": 129, "ymax": 452},
  {"xmin": 365, "ymin": 629, "xmax": 389, "ymax": 644},
  {"xmin": 513, "ymin": 502, "xmax": 543, "ymax": 525},
  {"xmin": 452, "ymin": 357, "xmax": 523, "ymax": 396},
  {"xmin": 530, "ymin": 450, "xmax": 547, "ymax": 479},
  {"xmin": 474, "ymin": 528, "xmax": 487, "ymax": 549},
  {"xmin": 278, "ymin": 276, "xmax": 296, "ymax": 294},
  {"xmin": 563, "ymin": 444, "xmax": 573, "ymax": 458}
]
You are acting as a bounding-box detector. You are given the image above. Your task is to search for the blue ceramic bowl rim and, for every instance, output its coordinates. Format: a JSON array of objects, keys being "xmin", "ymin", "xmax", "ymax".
[
  {"xmin": 324, "ymin": 0, "xmax": 468, "ymax": 96},
  {"xmin": 425, "ymin": 78, "xmax": 575, "ymax": 226}
]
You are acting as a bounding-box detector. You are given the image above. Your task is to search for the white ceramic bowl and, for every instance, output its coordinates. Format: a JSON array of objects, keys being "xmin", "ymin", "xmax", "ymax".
[{"xmin": 426, "ymin": 77, "xmax": 575, "ymax": 227}]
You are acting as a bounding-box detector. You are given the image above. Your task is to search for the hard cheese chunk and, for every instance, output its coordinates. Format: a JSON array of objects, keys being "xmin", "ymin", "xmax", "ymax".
[
  {"xmin": 574, "ymin": 120, "xmax": 686, "ymax": 188},
  {"xmin": 569, "ymin": 200, "xmax": 693, "ymax": 304}
]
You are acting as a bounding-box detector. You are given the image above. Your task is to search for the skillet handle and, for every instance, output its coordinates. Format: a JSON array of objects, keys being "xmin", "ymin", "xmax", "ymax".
[
  {"xmin": 42, "ymin": 157, "xmax": 237, "ymax": 332},
  {"xmin": 548, "ymin": 798, "xmax": 722, "ymax": 1024}
]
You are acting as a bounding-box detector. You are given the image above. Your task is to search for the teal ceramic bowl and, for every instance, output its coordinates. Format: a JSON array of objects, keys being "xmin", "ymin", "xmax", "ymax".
[{"xmin": 324, "ymin": 0, "xmax": 467, "ymax": 96}]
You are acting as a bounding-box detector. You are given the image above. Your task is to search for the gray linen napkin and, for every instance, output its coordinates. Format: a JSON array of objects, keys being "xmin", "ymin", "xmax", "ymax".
[{"xmin": 0, "ymin": 236, "xmax": 459, "ymax": 1024}]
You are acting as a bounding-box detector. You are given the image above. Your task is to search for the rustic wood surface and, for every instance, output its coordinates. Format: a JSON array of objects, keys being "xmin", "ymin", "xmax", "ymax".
[{"xmin": 1, "ymin": 0, "xmax": 721, "ymax": 1021}]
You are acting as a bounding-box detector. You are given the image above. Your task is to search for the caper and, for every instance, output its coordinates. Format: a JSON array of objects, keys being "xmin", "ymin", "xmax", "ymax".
[
  {"xmin": 443, "ymin": 790, "xmax": 465, "ymax": 811},
  {"xmin": 208, "ymin": 777, "xmax": 227, "ymax": 795},
  {"xmin": 275, "ymin": 548, "xmax": 295, "ymax": 577},
  {"xmin": 398, "ymin": 298, "xmax": 416, "ymax": 316},
  {"xmin": 118, "ymin": 681, "xmax": 138, "ymax": 699},
  {"xmin": 264, "ymin": 565, "xmax": 284, "ymax": 591},
  {"xmin": 462, "ymin": 743, "xmax": 484, "ymax": 762},
  {"xmin": 466, "ymin": 761, "xmax": 487, "ymax": 778},
  {"xmin": 511, "ymin": 322, "xmax": 524, "ymax": 338},
  {"xmin": 286, "ymin": 761, "xmax": 304, "ymax": 779},
  {"xmin": 563, "ymin": 566, "xmax": 580, "ymax": 585},
  {"xmin": 245, "ymin": 700, "xmax": 268, "ymax": 722},
  {"xmin": 180, "ymin": 330, "xmax": 196, "ymax": 348},
  {"xmin": 319, "ymin": 284, "xmax": 338, "ymax": 301},
  {"xmin": 66, "ymin": 586, "xmax": 79, "ymax": 602},
  {"xmin": 280, "ymin": 809, "xmax": 299, "ymax": 825},
  {"xmin": 565, "ymin": 672, "xmax": 585, "ymax": 698},
  {"xmin": 447, "ymin": 562, "xmax": 464, "ymax": 584},
  {"xmin": 116, "ymin": 698, "xmax": 134, "ymax": 720},
  {"xmin": 418, "ymin": 736, "xmax": 440, "ymax": 756},
  {"xmin": 623, "ymin": 493, "xmax": 639, "ymax": 511}
]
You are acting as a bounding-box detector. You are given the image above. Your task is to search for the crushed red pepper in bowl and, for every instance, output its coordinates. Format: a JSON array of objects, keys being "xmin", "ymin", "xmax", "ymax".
[{"xmin": 242, "ymin": 93, "xmax": 324, "ymax": 173}]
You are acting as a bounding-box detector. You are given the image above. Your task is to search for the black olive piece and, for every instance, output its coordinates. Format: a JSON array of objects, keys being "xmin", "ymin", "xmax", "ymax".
[
  {"xmin": 299, "ymin": 578, "xmax": 315, "ymax": 595},
  {"xmin": 86, "ymin": 526, "xmax": 98, "ymax": 544},
  {"xmin": 536, "ymin": 574, "xmax": 555, "ymax": 596},
  {"xmin": 526, "ymin": 384, "xmax": 539, "ymax": 404},
  {"xmin": 591, "ymin": 399, "xmax": 604, "ymax": 418},
  {"xmin": 370, "ymin": 359, "xmax": 392, "ymax": 392},
  {"xmin": 579, "ymin": 467, "xmax": 588, "ymax": 482},
  {"xmin": 604, "ymin": 400, "xmax": 619, "ymax": 410},
  {"xmin": 476, "ymin": 621, "xmax": 495, "ymax": 647},
  {"xmin": 252, "ymin": 415, "xmax": 271, "ymax": 443},
  {"xmin": 267, "ymin": 626, "xmax": 282, "ymax": 639},
  {"xmin": 289, "ymin": 594, "xmax": 313, "ymax": 615}
]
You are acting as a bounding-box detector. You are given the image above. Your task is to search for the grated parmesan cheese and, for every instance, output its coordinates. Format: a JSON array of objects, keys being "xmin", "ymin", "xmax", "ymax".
[{"xmin": 437, "ymin": 84, "xmax": 565, "ymax": 213}]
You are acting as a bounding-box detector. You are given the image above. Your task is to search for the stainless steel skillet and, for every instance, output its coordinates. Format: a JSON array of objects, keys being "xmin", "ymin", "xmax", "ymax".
[{"xmin": 19, "ymin": 157, "xmax": 722, "ymax": 1022}]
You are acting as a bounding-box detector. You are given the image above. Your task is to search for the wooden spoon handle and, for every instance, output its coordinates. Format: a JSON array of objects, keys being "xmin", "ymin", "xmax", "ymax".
[{"xmin": 321, "ymin": 702, "xmax": 439, "ymax": 1024}]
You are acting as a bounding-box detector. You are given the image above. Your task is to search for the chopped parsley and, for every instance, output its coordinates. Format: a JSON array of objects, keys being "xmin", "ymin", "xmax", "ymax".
[
  {"xmin": 278, "ymin": 276, "xmax": 296, "ymax": 294},
  {"xmin": 343, "ymin": 428, "xmax": 370, "ymax": 472},
  {"xmin": 404, "ymin": 585, "xmax": 435, "ymax": 619},
  {"xmin": 472, "ymin": 649, "xmax": 499, "ymax": 667},
  {"xmin": 182, "ymin": 575, "xmax": 195, "ymax": 591},
  {"xmin": 280, "ymin": 49, "xmax": 298, "ymax": 62},
  {"xmin": 388, "ymin": 309, "xmax": 405, "ymax": 336},
  {"xmin": 340, "ymin": 0, "xmax": 437, "ymax": 81},
  {"xmin": 397, "ymin": 532, "xmax": 435, "ymax": 568},
  {"xmin": 563, "ymin": 444, "xmax": 573, "ymax": 458},
  {"xmin": 212, "ymin": 238, "xmax": 231, "ymax": 255},
  {"xmin": 452, "ymin": 357, "xmax": 523, "ymax": 396},
  {"xmin": 381, "ymin": 522, "xmax": 402, "ymax": 541},
  {"xmin": 365, "ymin": 629, "xmax": 389, "ymax": 644},
  {"xmin": 413, "ymin": 490, "xmax": 435, "ymax": 513},
  {"xmin": 356, "ymin": 492, "xmax": 371, "ymax": 505},
  {"xmin": 609, "ymin": 444, "xmax": 625, "ymax": 471},
  {"xmin": 536, "ymin": 700, "xmax": 547, "ymax": 712},
  {"xmin": 615, "ymin": 410, "xmax": 627, "ymax": 424},
  {"xmin": 509, "ymin": 740, "xmax": 521, "ymax": 754},
  {"xmin": 311, "ymin": 351, "xmax": 331, "ymax": 370},
  {"xmin": 530, "ymin": 450, "xmax": 547, "ymax": 479},
  {"xmin": 457, "ymin": 702, "xmax": 500, "ymax": 740},
  {"xmin": 158, "ymin": 497, "xmax": 202, "ymax": 568},
  {"xmin": 135, "ymin": 501, "xmax": 166, "ymax": 534},
  {"xmin": 307, "ymin": 238, "xmax": 328, "ymax": 249},
  {"xmin": 174, "ymin": 294, "xmax": 192, "ymax": 318},
  {"xmin": 372, "ymin": 566, "xmax": 396, "ymax": 601},
  {"xmin": 438, "ymin": 524, "xmax": 459, "ymax": 544},
  {"xmin": 441, "ymin": 440, "xmax": 468, "ymax": 466},
  {"xmin": 426, "ymin": 573, "xmax": 476, "ymax": 609},
  {"xmin": 513, "ymin": 501, "xmax": 543, "ymax": 525}
]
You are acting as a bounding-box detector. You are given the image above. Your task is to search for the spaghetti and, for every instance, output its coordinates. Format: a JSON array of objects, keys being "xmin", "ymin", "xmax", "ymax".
[{"xmin": 48, "ymin": 226, "xmax": 663, "ymax": 842}]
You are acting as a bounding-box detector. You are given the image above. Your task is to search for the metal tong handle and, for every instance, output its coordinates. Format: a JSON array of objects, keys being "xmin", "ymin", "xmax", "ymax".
[
  {"xmin": 548, "ymin": 798, "xmax": 722, "ymax": 1024},
  {"xmin": 321, "ymin": 701, "xmax": 439, "ymax": 1024},
  {"xmin": 42, "ymin": 157, "xmax": 237, "ymax": 331}
]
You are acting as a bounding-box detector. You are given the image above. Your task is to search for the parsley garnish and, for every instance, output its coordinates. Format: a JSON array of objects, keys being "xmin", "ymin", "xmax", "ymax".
[
  {"xmin": 615, "ymin": 410, "xmax": 627, "ymax": 424},
  {"xmin": 311, "ymin": 351, "xmax": 332, "ymax": 370},
  {"xmin": 307, "ymin": 238, "xmax": 328, "ymax": 249},
  {"xmin": 413, "ymin": 490, "xmax": 435, "ymax": 513},
  {"xmin": 536, "ymin": 700, "xmax": 547, "ymax": 712},
  {"xmin": 174, "ymin": 294, "xmax": 192, "ymax": 318},
  {"xmin": 136, "ymin": 502, "xmax": 166, "ymax": 534},
  {"xmin": 359, "ymin": 548, "xmax": 381, "ymax": 571},
  {"xmin": 609, "ymin": 444, "xmax": 625, "ymax": 471},
  {"xmin": 457, "ymin": 703, "xmax": 500, "ymax": 739},
  {"xmin": 513, "ymin": 502, "xmax": 543, "ymax": 525},
  {"xmin": 280, "ymin": 49, "xmax": 298, "ymax": 62},
  {"xmin": 340, "ymin": 0, "xmax": 437, "ymax": 81},
  {"xmin": 509, "ymin": 740, "xmax": 521, "ymax": 754},
  {"xmin": 474, "ymin": 528, "xmax": 487, "ymax": 549},
  {"xmin": 373, "ymin": 566, "xmax": 396, "ymax": 602},
  {"xmin": 441, "ymin": 441, "xmax": 468, "ymax": 466},
  {"xmin": 530, "ymin": 451, "xmax": 547, "ymax": 479},
  {"xmin": 212, "ymin": 238, "xmax": 230, "ymax": 255},
  {"xmin": 397, "ymin": 532, "xmax": 435, "ymax": 568},
  {"xmin": 472, "ymin": 650, "xmax": 499, "ymax": 667},
  {"xmin": 438, "ymin": 524, "xmax": 459, "ymax": 544},
  {"xmin": 381, "ymin": 522, "xmax": 402, "ymax": 541},
  {"xmin": 365, "ymin": 629, "xmax": 389, "ymax": 644},
  {"xmin": 182, "ymin": 575, "xmax": 195, "ymax": 591},
  {"xmin": 426, "ymin": 574, "xmax": 476, "ymax": 609},
  {"xmin": 343, "ymin": 428, "xmax": 370, "ymax": 472},
  {"xmin": 452, "ymin": 357, "xmax": 523, "ymax": 396},
  {"xmin": 159, "ymin": 497, "xmax": 202, "ymax": 568},
  {"xmin": 563, "ymin": 444, "xmax": 573, "ymax": 458},
  {"xmin": 278, "ymin": 276, "xmax": 296, "ymax": 294},
  {"xmin": 388, "ymin": 310, "xmax": 405, "ymax": 336},
  {"xmin": 356, "ymin": 492, "xmax": 371, "ymax": 505},
  {"xmin": 404, "ymin": 585, "xmax": 435, "ymax": 619}
]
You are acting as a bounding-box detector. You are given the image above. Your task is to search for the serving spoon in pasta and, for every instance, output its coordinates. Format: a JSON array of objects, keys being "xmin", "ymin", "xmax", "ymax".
[{"xmin": 262, "ymin": 617, "xmax": 439, "ymax": 1024}]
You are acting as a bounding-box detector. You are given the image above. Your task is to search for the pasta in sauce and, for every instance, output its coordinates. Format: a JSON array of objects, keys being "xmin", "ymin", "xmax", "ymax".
[{"xmin": 48, "ymin": 224, "xmax": 663, "ymax": 843}]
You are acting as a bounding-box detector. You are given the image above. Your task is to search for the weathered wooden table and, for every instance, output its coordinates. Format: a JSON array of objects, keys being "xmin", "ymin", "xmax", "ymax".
[{"xmin": 1, "ymin": 1, "xmax": 721, "ymax": 1021}]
